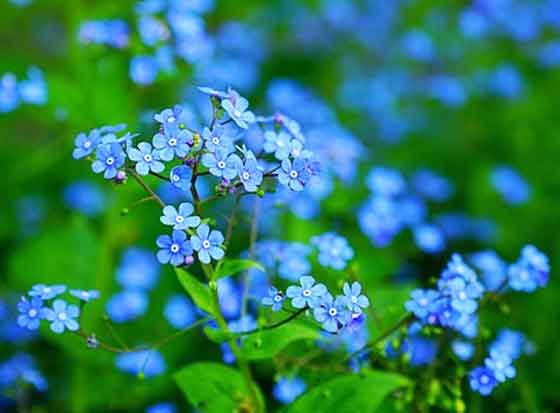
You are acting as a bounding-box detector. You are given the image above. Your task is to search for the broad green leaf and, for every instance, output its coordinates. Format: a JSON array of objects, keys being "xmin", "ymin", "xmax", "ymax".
[
  {"xmin": 174, "ymin": 267, "xmax": 217, "ymax": 317},
  {"xmin": 241, "ymin": 321, "xmax": 319, "ymax": 360},
  {"xmin": 212, "ymin": 258, "xmax": 264, "ymax": 280},
  {"xmin": 284, "ymin": 369, "xmax": 411, "ymax": 413},
  {"xmin": 174, "ymin": 362, "xmax": 263, "ymax": 413}
]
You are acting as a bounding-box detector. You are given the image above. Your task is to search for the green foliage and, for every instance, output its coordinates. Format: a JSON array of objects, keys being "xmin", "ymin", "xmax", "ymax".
[
  {"xmin": 284, "ymin": 369, "xmax": 411, "ymax": 413},
  {"xmin": 174, "ymin": 267, "xmax": 218, "ymax": 317},
  {"xmin": 212, "ymin": 258, "xmax": 265, "ymax": 280}
]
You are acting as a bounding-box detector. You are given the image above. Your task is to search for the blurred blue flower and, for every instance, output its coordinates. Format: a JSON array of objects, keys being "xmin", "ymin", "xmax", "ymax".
[
  {"xmin": 221, "ymin": 89, "xmax": 255, "ymax": 129},
  {"xmin": 69, "ymin": 289, "xmax": 100, "ymax": 302},
  {"xmin": 18, "ymin": 67, "xmax": 47, "ymax": 105},
  {"xmin": 469, "ymin": 367, "xmax": 497, "ymax": 396},
  {"xmin": 491, "ymin": 166, "xmax": 530, "ymax": 205},
  {"xmin": 470, "ymin": 250, "xmax": 507, "ymax": 291},
  {"xmin": 407, "ymin": 336, "xmax": 438, "ymax": 366},
  {"xmin": 130, "ymin": 55, "xmax": 159, "ymax": 85},
  {"xmin": 106, "ymin": 290, "xmax": 148, "ymax": 323},
  {"xmin": 485, "ymin": 349, "xmax": 516, "ymax": 382},
  {"xmin": 145, "ymin": 403, "xmax": 177, "ymax": 413},
  {"xmin": 0, "ymin": 353, "xmax": 47, "ymax": 392},
  {"xmin": 311, "ymin": 232, "xmax": 354, "ymax": 270},
  {"xmin": 272, "ymin": 376, "xmax": 306, "ymax": 404},
  {"xmin": 164, "ymin": 294, "xmax": 197, "ymax": 329},
  {"xmin": 115, "ymin": 350, "xmax": 166, "ymax": 378},
  {"xmin": 116, "ymin": 247, "xmax": 160, "ymax": 290},
  {"xmin": 63, "ymin": 181, "xmax": 106, "ymax": 216},
  {"xmin": 452, "ymin": 340, "xmax": 475, "ymax": 361},
  {"xmin": 489, "ymin": 329, "xmax": 525, "ymax": 360},
  {"xmin": 342, "ymin": 282, "xmax": 369, "ymax": 314},
  {"xmin": 508, "ymin": 245, "xmax": 549, "ymax": 292},
  {"xmin": 413, "ymin": 224, "xmax": 445, "ymax": 254},
  {"xmin": 366, "ymin": 167, "xmax": 406, "ymax": 196}
]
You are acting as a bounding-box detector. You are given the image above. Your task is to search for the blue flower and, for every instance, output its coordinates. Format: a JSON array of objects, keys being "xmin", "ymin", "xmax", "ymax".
[
  {"xmin": 469, "ymin": 367, "xmax": 497, "ymax": 396},
  {"xmin": 164, "ymin": 294, "xmax": 197, "ymax": 329},
  {"xmin": 128, "ymin": 142, "xmax": 165, "ymax": 176},
  {"xmin": 69, "ymin": 289, "xmax": 100, "ymax": 302},
  {"xmin": 405, "ymin": 289, "xmax": 440, "ymax": 320},
  {"xmin": 489, "ymin": 329, "xmax": 525, "ymax": 360},
  {"xmin": 72, "ymin": 129, "xmax": 101, "ymax": 159},
  {"xmin": 145, "ymin": 403, "xmax": 177, "ymax": 413},
  {"xmin": 508, "ymin": 245, "xmax": 550, "ymax": 292},
  {"xmin": 452, "ymin": 340, "xmax": 475, "ymax": 361},
  {"xmin": 17, "ymin": 296, "xmax": 47, "ymax": 330},
  {"xmin": 116, "ymin": 247, "xmax": 160, "ymax": 290},
  {"xmin": 44, "ymin": 299, "xmax": 80, "ymax": 334},
  {"xmin": 153, "ymin": 129, "xmax": 192, "ymax": 161},
  {"xmin": 115, "ymin": 350, "xmax": 166, "ymax": 378},
  {"xmin": 221, "ymin": 89, "xmax": 255, "ymax": 129},
  {"xmin": 261, "ymin": 287, "xmax": 285, "ymax": 312},
  {"xmin": 238, "ymin": 155, "xmax": 263, "ymax": 192},
  {"xmin": 92, "ymin": 143, "xmax": 126, "ymax": 179},
  {"xmin": 491, "ymin": 166, "xmax": 530, "ymax": 205},
  {"xmin": 106, "ymin": 290, "xmax": 148, "ymax": 322},
  {"xmin": 19, "ymin": 66, "xmax": 47, "ymax": 105},
  {"xmin": 278, "ymin": 158, "xmax": 309, "ymax": 191},
  {"xmin": 311, "ymin": 232, "xmax": 354, "ymax": 270},
  {"xmin": 286, "ymin": 276, "xmax": 327, "ymax": 309},
  {"xmin": 169, "ymin": 165, "xmax": 193, "ymax": 191},
  {"xmin": 485, "ymin": 349, "xmax": 516, "ymax": 383},
  {"xmin": 130, "ymin": 55, "xmax": 158, "ymax": 85},
  {"xmin": 190, "ymin": 224, "xmax": 224, "ymax": 264},
  {"xmin": 342, "ymin": 282, "xmax": 370, "ymax": 314},
  {"xmin": 272, "ymin": 376, "xmax": 306, "ymax": 404},
  {"xmin": 63, "ymin": 181, "xmax": 106, "ymax": 217},
  {"xmin": 156, "ymin": 230, "xmax": 193, "ymax": 266},
  {"xmin": 313, "ymin": 294, "xmax": 351, "ymax": 332},
  {"xmin": 202, "ymin": 127, "xmax": 234, "ymax": 153},
  {"xmin": 413, "ymin": 225, "xmax": 446, "ymax": 254},
  {"xmin": 160, "ymin": 203, "xmax": 200, "ymax": 230},
  {"xmin": 407, "ymin": 336, "xmax": 438, "ymax": 366},
  {"xmin": 263, "ymin": 131, "xmax": 292, "ymax": 160},
  {"xmin": 201, "ymin": 149, "xmax": 242, "ymax": 180},
  {"xmin": 29, "ymin": 284, "xmax": 66, "ymax": 300},
  {"xmin": 198, "ymin": 86, "xmax": 230, "ymax": 99},
  {"xmin": 471, "ymin": 250, "xmax": 507, "ymax": 291},
  {"xmin": 0, "ymin": 353, "xmax": 48, "ymax": 392},
  {"xmin": 366, "ymin": 167, "xmax": 407, "ymax": 196}
]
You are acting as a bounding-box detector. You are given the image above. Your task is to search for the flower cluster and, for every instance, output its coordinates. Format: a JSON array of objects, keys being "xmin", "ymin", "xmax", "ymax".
[
  {"xmin": 17, "ymin": 284, "xmax": 99, "ymax": 334},
  {"xmin": 0, "ymin": 353, "xmax": 47, "ymax": 395},
  {"xmin": 0, "ymin": 67, "xmax": 47, "ymax": 113},
  {"xmin": 262, "ymin": 277, "xmax": 369, "ymax": 334},
  {"xmin": 73, "ymin": 87, "xmax": 319, "ymax": 268}
]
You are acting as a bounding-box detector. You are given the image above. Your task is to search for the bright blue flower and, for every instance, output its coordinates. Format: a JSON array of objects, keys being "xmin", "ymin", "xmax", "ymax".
[
  {"xmin": 402, "ymin": 29, "xmax": 434, "ymax": 62},
  {"xmin": 471, "ymin": 250, "xmax": 507, "ymax": 291},
  {"xmin": 405, "ymin": 289, "xmax": 440, "ymax": 320},
  {"xmin": 164, "ymin": 294, "xmax": 197, "ymax": 329},
  {"xmin": 160, "ymin": 203, "xmax": 200, "ymax": 230},
  {"xmin": 44, "ymin": 299, "xmax": 80, "ymax": 334},
  {"xmin": 18, "ymin": 67, "xmax": 47, "ymax": 105},
  {"xmin": 413, "ymin": 224, "xmax": 446, "ymax": 254},
  {"xmin": 106, "ymin": 290, "xmax": 148, "ymax": 323},
  {"xmin": 92, "ymin": 143, "xmax": 126, "ymax": 179},
  {"xmin": 169, "ymin": 165, "xmax": 193, "ymax": 191},
  {"xmin": 313, "ymin": 294, "xmax": 351, "ymax": 333},
  {"xmin": 116, "ymin": 247, "xmax": 160, "ymax": 290},
  {"xmin": 261, "ymin": 287, "xmax": 285, "ymax": 312},
  {"xmin": 221, "ymin": 89, "xmax": 255, "ymax": 129},
  {"xmin": 342, "ymin": 282, "xmax": 370, "ymax": 314},
  {"xmin": 29, "ymin": 284, "xmax": 66, "ymax": 300},
  {"xmin": 429, "ymin": 75, "xmax": 467, "ymax": 108},
  {"xmin": 130, "ymin": 55, "xmax": 159, "ymax": 85},
  {"xmin": 485, "ymin": 349, "xmax": 516, "ymax": 383},
  {"xmin": 145, "ymin": 403, "xmax": 177, "ymax": 413},
  {"xmin": 202, "ymin": 127, "xmax": 234, "ymax": 153},
  {"xmin": 469, "ymin": 367, "xmax": 497, "ymax": 396},
  {"xmin": 272, "ymin": 376, "xmax": 306, "ymax": 404},
  {"xmin": 358, "ymin": 196, "xmax": 403, "ymax": 247},
  {"xmin": 156, "ymin": 230, "xmax": 193, "ymax": 266},
  {"xmin": 17, "ymin": 296, "xmax": 47, "ymax": 330},
  {"xmin": 201, "ymin": 149, "xmax": 242, "ymax": 180},
  {"xmin": 79, "ymin": 19, "xmax": 130, "ymax": 49},
  {"xmin": 63, "ymin": 181, "xmax": 106, "ymax": 216},
  {"xmin": 263, "ymin": 130, "xmax": 292, "ymax": 160},
  {"xmin": 407, "ymin": 336, "xmax": 438, "ymax": 366},
  {"xmin": 0, "ymin": 73, "xmax": 19, "ymax": 113},
  {"xmin": 238, "ymin": 155, "xmax": 263, "ymax": 192},
  {"xmin": 491, "ymin": 166, "xmax": 530, "ymax": 205},
  {"xmin": 286, "ymin": 276, "xmax": 327, "ymax": 309},
  {"xmin": 73, "ymin": 129, "xmax": 101, "ymax": 159},
  {"xmin": 452, "ymin": 340, "xmax": 475, "ymax": 361},
  {"xmin": 198, "ymin": 86, "xmax": 230, "ymax": 99},
  {"xmin": 311, "ymin": 232, "xmax": 354, "ymax": 270},
  {"xmin": 115, "ymin": 350, "xmax": 166, "ymax": 378},
  {"xmin": 153, "ymin": 129, "xmax": 192, "ymax": 161},
  {"xmin": 508, "ymin": 245, "xmax": 550, "ymax": 292},
  {"xmin": 190, "ymin": 224, "xmax": 224, "ymax": 264},
  {"xmin": 69, "ymin": 289, "xmax": 100, "ymax": 302},
  {"xmin": 489, "ymin": 329, "xmax": 525, "ymax": 360},
  {"xmin": 128, "ymin": 142, "xmax": 165, "ymax": 176},
  {"xmin": 278, "ymin": 158, "xmax": 309, "ymax": 191},
  {"xmin": 488, "ymin": 64, "xmax": 523, "ymax": 99}
]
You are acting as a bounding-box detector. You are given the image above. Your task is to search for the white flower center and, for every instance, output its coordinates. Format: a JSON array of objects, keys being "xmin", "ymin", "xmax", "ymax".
[
  {"xmin": 172, "ymin": 174, "xmax": 180, "ymax": 182},
  {"xmin": 84, "ymin": 141, "xmax": 92, "ymax": 148},
  {"xmin": 106, "ymin": 157, "xmax": 115, "ymax": 166},
  {"xmin": 168, "ymin": 138, "xmax": 177, "ymax": 146},
  {"xmin": 175, "ymin": 215, "xmax": 185, "ymax": 223},
  {"xmin": 480, "ymin": 375, "xmax": 489, "ymax": 384},
  {"xmin": 289, "ymin": 170, "xmax": 298, "ymax": 179},
  {"xmin": 328, "ymin": 308, "xmax": 338, "ymax": 317},
  {"xmin": 277, "ymin": 140, "xmax": 285, "ymax": 147},
  {"xmin": 351, "ymin": 296, "xmax": 358, "ymax": 304},
  {"xmin": 170, "ymin": 243, "xmax": 180, "ymax": 253},
  {"xmin": 274, "ymin": 295, "xmax": 283, "ymax": 302},
  {"xmin": 458, "ymin": 291, "xmax": 467, "ymax": 300},
  {"xmin": 495, "ymin": 361, "xmax": 503, "ymax": 369},
  {"xmin": 419, "ymin": 298, "xmax": 428, "ymax": 306},
  {"xmin": 212, "ymin": 137, "xmax": 220, "ymax": 145},
  {"xmin": 143, "ymin": 154, "xmax": 153, "ymax": 162},
  {"xmin": 168, "ymin": 115, "xmax": 176, "ymax": 123},
  {"xmin": 234, "ymin": 110, "xmax": 241, "ymax": 117},
  {"xmin": 58, "ymin": 312, "xmax": 67, "ymax": 321},
  {"xmin": 202, "ymin": 240, "xmax": 211, "ymax": 249},
  {"xmin": 44, "ymin": 287, "xmax": 52, "ymax": 294},
  {"xmin": 218, "ymin": 161, "xmax": 226, "ymax": 169},
  {"xmin": 302, "ymin": 289, "xmax": 312, "ymax": 297},
  {"xmin": 242, "ymin": 171, "xmax": 250, "ymax": 180},
  {"xmin": 28, "ymin": 309, "xmax": 37, "ymax": 317}
]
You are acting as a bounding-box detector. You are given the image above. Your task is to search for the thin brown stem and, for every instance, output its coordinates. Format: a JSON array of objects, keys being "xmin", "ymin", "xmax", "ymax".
[{"xmin": 126, "ymin": 168, "xmax": 165, "ymax": 208}]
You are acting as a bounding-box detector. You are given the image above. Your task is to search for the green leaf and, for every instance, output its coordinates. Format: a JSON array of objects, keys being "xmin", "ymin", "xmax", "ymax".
[
  {"xmin": 241, "ymin": 321, "xmax": 319, "ymax": 360},
  {"xmin": 212, "ymin": 259, "xmax": 264, "ymax": 280},
  {"xmin": 174, "ymin": 267, "xmax": 217, "ymax": 317},
  {"xmin": 284, "ymin": 369, "xmax": 411, "ymax": 413},
  {"xmin": 174, "ymin": 362, "xmax": 262, "ymax": 413}
]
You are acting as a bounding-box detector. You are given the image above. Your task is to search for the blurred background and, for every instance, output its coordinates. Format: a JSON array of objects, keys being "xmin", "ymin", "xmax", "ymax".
[{"xmin": 1, "ymin": 0, "xmax": 560, "ymax": 412}]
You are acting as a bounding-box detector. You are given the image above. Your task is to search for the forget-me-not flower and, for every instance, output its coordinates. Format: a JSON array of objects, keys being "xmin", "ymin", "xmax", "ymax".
[
  {"xmin": 69, "ymin": 289, "xmax": 100, "ymax": 302},
  {"xmin": 156, "ymin": 230, "xmax": 193, "ymax": 266},
  {"xmin": 128, "ymin": 142, "xmax": 165, "ymax": 176},
  {"xmin": 263, "ymin": 130, "xmax": 292, "ymax": 160},
  {"xmin": 202, "ymin": 127, "xmax": 234, "ymax": 153},
  {"xmin": 29, "ymin": 284, "xmax": 66, "ymax": 300},
  {"xmin": 169, "ymin": 165, "xmax": 193, "ymax": 191},
  {"xmin": 44, "ymin": 299, "xmax": 80, "ymax": 334},
  {"xmin": 92, "ymin": 143, "xmax": 126, "ymax": 179},
  {"xmin": 484, "ymin": 349, "xmax": 516, "ymax": 382},
  {"xmin": 286, "ymin": 275, "xmax": 327, "ymax": 309},
  {"xmin": 221, "ymin": 89, "xmax": 255, "ymax": 129},
  {"xmin": 190, "ymin": 224, "xmax": 224, "ymax": 264},
  {"xmin": 313, "ymin": 294, "xmax": 351, "ymax": 332},
  {"xmin": 73, "ymin": 129, "xmax": 101, "ymax": 159},
  {"xmin": 342, "ymin": 282, "xmax": 370, "ymax": 314},
  {"xmin": 261, "ymin": 287, "xmax": 285, "ymax": 312},
  {"xmin": 153, "ymin": 129, "xmax": 192, "ymax": 161},
  {"xmin": 201, "ymin": 149, "xmax": 242, "ymax": 180},
  {"xmin": 160, "ymin": 203, "xmax": 201, "ymax": 230},
  {"xmin": 238, "ymin": 156, "xmax": 263, "ymax": 192},
  {"xmin": 278, "ymin": 158, "xmax": 309, "ymax": 191},
  {"xmin": 17, "ymin": 296, "xmax": 47, "ymax": 330}
]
